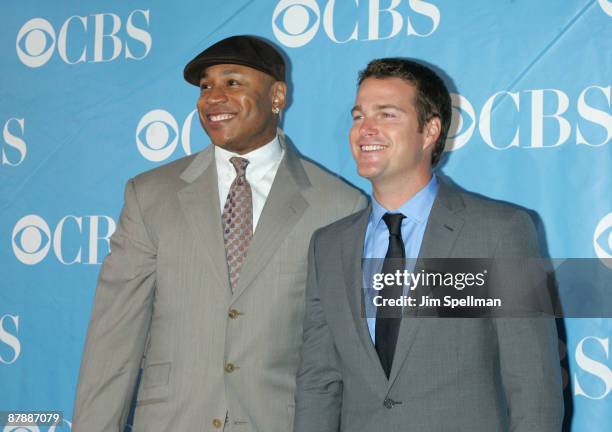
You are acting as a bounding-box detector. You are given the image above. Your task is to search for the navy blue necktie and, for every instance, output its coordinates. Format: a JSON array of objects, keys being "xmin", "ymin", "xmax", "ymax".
[{"xmin": 375, "ymin": 213, "xmax": 405, "ymax": 378}]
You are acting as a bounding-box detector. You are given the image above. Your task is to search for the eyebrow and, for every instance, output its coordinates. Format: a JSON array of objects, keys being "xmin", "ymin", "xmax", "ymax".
[{"xmin": 351, "ymin": 104, "xmax": 407, "ymax": 114}]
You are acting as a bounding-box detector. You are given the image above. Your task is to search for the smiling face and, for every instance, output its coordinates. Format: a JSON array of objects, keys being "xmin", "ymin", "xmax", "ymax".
[
  {"xmin": 350, "ymin": 77, "xmax": 440, "ymax": 194},
  {"xmin": 197, "ymin": 64, "xmax": 286, "ymax": 154}
]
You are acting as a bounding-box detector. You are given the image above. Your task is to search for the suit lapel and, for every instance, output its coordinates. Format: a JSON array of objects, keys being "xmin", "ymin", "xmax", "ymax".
[
  {"xmin": 230, "ymin": 137, "xmax": 310, "ymax": 304},
  {"xmin": 386, "ymin": 181, "xmax": 465, "ymax": 388},
  {"xmin": 413, "ymin": 181, "xmax": 465, "ymax": 260},
  {"xmin": 342, "ymin": 208, "xmax": 389, "ymax": 396},
  {"xmin": 178, "ymin": 146, "xmax": 232, "ymax": 301}
]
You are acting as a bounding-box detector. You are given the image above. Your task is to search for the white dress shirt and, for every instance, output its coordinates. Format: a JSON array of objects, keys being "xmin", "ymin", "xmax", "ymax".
[{"xmin": 215, "ymin": 136, "xmax": 284, "ymax": 231}]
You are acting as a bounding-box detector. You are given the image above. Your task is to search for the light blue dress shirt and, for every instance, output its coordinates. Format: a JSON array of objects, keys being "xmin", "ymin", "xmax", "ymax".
[{"xmin": 363, "ymin": 175, "xmax": 439, "ymax": 343}]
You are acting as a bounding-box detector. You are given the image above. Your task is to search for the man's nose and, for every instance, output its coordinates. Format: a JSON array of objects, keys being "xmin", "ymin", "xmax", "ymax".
[
  {"xmin": 360, "ymin": 117, "xmax": 378, "ymax": 136},
  {"xmin": 205, "ymin": 86, "xmax": 228, "ymax": 104}
]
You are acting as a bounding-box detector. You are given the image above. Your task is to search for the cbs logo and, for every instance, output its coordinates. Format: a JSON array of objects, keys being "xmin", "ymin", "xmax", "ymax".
[
  {"xmin": 2, "ymin": 420, "xmax": 72, "ymax": 431},
  {"xmin": 272, "ymin": 0, "xmax": 320, "ymax": 48},
  {"xmin": 594, "ymin": 212, "xmax": 612, "ymax": 270},
  {"xmin": 445, "ymin": 85, "xmax": 611, "ymax": 151},
  {"xmin": 16, "ymin": 10, "xmax": 151, "ymax": 68},
  {"xmin": 272, "ymin": 0, "xmax": 440, "ymax": 48},
  {"xmin": 136, "ymin": 109, "xmax": 208, "ymax": 162},
  {"xmin": 446, "ymin": 93, "xmax": 476, "ymax": 152},
  {"xmin": 0, "ymin": 314, "xmax": 20, "ymax": 365},
  {"xmin": 2, "ymin": 117, "xmax": 26, "ymax": 167},
  {"xmin": 11, "ymin": 214, "xmax": 115, "ymax": 265},
  {"xmin": 12, "ymin": 215, "xmax": 51, "ymax": 265},
  {"xmin": 574, "ymin": 336, "xmax": 612, "ymax": 400},
  {"xmin": 599, "ymin": 0, "xmax": 612, "ymax": 16}
]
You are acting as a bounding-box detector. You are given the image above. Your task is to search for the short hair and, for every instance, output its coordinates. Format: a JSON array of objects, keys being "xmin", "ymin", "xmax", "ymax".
[{"xmin": 358, "ymin": 58, "xmax": 452, "ymax": 167}]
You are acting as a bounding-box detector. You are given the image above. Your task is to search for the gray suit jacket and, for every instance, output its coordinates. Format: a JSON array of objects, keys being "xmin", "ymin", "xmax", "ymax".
[
  {"xmin": 295, "ymin": 181, "xmax": 564, "ymax": 432},
  {"xmin": 72, "ymin": 134, "xmax": 367, "ymax": 432}
]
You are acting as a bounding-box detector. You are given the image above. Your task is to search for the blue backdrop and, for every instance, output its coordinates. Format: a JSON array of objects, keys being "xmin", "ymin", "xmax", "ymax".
[{"xmin": 1, "ymin": 1, "xmax": 611, "ymax": 430}]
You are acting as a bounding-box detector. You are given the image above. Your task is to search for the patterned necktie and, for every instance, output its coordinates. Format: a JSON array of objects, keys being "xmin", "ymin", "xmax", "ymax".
[
  {"xmin": 375, "ymin": 212, "xmax": 406, "ymax": 378},
  {"xmin": 222, "ymin": 157, "xmax": 253, "ymax": 292}
]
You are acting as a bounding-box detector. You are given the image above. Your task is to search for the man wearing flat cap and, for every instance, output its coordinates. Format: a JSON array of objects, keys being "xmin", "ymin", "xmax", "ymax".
[{"xmin": 72, "ymin": 35, "xmax": 366, "ymax": 432}]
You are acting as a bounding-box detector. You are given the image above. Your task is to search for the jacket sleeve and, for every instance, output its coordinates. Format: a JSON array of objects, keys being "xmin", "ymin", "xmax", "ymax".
[
  {"xmin": 72, "ymin": 179, "xmax": 157, "ymax": 432},
  {"xmin": 294, "ymin": 230, "xmax": 343, "ymax": 432},
  {"xmin": 492, "ymin": 210, "xmax": 564, "ymax": 431}
]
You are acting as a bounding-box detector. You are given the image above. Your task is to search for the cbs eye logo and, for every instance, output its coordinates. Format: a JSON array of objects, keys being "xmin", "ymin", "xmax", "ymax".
[
  {"xmin": 15, "ymin": 18, "xmax": 56, "ymax": 68},
  {"xmin": 599, "ymin": 0, "xmax": 612, "ymax": 16},
  {"xmin": 445, "ymin": 93, "xmax": 476, "ymax": 152},
  {"xmin": 11, "ymin": 214, "xmax": 51, "ymax": 265},
  {"xmin": 594, "ymin": 212, "xmax": 612, "ymax": 270},
  {"xmin": 2, "ymin": 424, "xmax": 38, "ymax": 431},
  {"xmin": 136, "ymin": 109, "xmax": 204, "ymax": 162},
  {"xmin": 136, "ymin": 109, "xmax": 180, "ymax": 162},
  {"xmin": 272, "ymin": 0, "xmax": 320, "ymax": 48},
  {"xmin": 2, "ymin": 419, "xmax": 73, "ymax": 431},
  {"xmin": 2, "ymin": 424, "xmax": 40, "ymax": 432}
]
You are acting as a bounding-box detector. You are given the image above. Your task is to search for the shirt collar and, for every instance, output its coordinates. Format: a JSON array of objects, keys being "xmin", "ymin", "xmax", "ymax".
[
  {"xmin": 214, "ymin": 136, "xmax": 283, "ymax": 181},
  {"xmin": 370, "ymin": 174, "xmax": 439, "ymax": 226}
]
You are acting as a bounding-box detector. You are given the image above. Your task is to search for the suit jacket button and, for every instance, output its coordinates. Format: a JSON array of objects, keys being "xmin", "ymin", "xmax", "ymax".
[
  {"xmin": 383, "ymin": 398, "xmax": 393, "ymax": 409},
  {"xmin": 212, "ymin": 418, "xmax": 223, "ymax": 428},
  {"xmin": 225, "ymin": 363, "xmax": 235, "ymax": 373},
  {"xmin": 228, "ymin": 309, "xmax": 240, "ymax": 319}
]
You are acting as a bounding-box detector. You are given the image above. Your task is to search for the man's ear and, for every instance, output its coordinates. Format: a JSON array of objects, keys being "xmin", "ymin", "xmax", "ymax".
[
  {"xmin": 271, "ymin": 81, "xmax": 287, "ymax": 110},
  {"xmin": 423, "ymin": 116, "xmax": 441, "ymax": 151}
]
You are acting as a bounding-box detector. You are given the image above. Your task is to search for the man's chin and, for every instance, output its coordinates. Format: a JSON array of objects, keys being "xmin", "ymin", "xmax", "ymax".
[
  {"xmin": 356, "ymin": 166, "xmax": 379, "ymax": 180},
  {"xmin": 209, "ymin": 137, "xmax": 234, "ymax": 149},
  {"xmin": 211, "ymin": 139, "xmax": 253, "ymax": 155}
]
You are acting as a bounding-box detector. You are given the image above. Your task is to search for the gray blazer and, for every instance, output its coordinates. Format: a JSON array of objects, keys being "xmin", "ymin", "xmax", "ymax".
[
  {"xmin": 72, "ymin": 134, "xmax": 367, "ymax": 432},
  {"xmin": 295, "ymin": 181, "xmax": 564, "ymax": 432}
]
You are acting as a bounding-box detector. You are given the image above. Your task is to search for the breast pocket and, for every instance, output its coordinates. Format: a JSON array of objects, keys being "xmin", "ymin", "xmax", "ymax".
[{"xmin": 136, "ymin": 361, "xmax": 171, "ymax": 406}]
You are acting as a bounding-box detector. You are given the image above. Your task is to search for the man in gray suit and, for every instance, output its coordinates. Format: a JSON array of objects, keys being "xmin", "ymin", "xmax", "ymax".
[
  {"xmin": 72, "ymin": 35, "xmax": 365, "ymax": 432},
  {"xmin": 294, "ymin": 58, "xmax": 563, "ymax": 431}
]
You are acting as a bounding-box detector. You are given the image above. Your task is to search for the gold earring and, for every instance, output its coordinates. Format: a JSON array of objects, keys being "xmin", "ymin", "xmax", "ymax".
[{"xmin": 272, "ymin": 106, "xmax": 280, "ymax": 114}]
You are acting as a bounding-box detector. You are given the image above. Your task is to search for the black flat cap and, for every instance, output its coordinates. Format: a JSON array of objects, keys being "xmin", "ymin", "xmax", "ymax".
[{"xmin": 183, "ymin": 35, "xmax": 285, "ymax": 86}]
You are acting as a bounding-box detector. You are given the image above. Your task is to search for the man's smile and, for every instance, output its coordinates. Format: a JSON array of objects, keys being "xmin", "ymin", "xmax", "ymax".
[
  {"xmin": 206, "ymin": 112, "xmax": 237, "ymax": 123},
  {"xmin": 360, "ymin": 144, "xmax": 387, "ymax": 152}
]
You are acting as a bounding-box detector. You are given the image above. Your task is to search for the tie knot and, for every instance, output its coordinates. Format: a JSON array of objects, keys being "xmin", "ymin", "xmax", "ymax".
[
  {"xmin": 230, "ymin": 157, "xmax": 249, "ymax": 177},
  {"xmin": 382, "ymin": 213, "xmax": 404, "ymax": 237}
]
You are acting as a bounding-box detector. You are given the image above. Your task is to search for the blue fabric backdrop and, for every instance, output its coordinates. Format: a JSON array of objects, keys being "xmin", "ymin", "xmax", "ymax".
[{"xmin": 1, "ymin": 1, "xmax": 611, "ymax": 430}]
